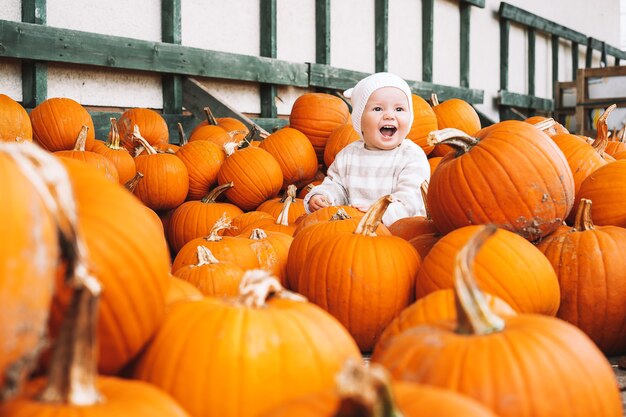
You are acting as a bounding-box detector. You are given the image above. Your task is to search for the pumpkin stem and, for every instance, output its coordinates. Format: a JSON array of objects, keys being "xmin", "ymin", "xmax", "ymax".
[
  {"xmin": 280, "ymin": 184, "xmax": 298, "ymax": 203},
  {"xmin": 430, "ymin": 93, "xmax": 440, "ymax": 107},
  {"xmin": 223, "ymin": 141, "xmax": 239, "ymax": 156},
  {"xmin": 124, "ymin": 171, "xmax": 144, "ymax": 193},
  {"xmin": 177, "ymin": 122, "xmax": 188, "ymax": 146},
  {"xmin": 203, "ymin": 213, "xmax": 234, "ymax": 242},
  {"xmin": 276, "ymin": 185, "xmax": 297, "ymax": 226},
  {"xmin": 354, "ymin": 195, "xmax": 392, "ymax": 236},
  {"xmin": 237, "ymin": 269, "xmax": 306, "ymax": 308},
  {"xmin": 427, "ymin": 128, "xmax": 479, "ymax": 154},
  {"xmin": 454, "ymin": 225, "xmax": 506, "ymax": 335},
  {"xmin": 106, "ymin": 118, "xmax": 123, "ymax": 150},
  {"xmin": 420, "ymin": 180, "xmax": 430, "ymax": 220},
  {"xmin": 200, "ymin": 182, "xmax": 235, "ymax": 203},
  {"xmin": 239, "ymin": 125, "xmax": 258, "ymax": 148},
  {"xmin": 331, "ymin": 207, "xmax": 352, "ymax": 221},
  {"xmin": 72, "ymin": 126, "xmax": 89, "ymax": 151},
  {"xmin": 248, "ymin": 228, "xmax": 268, "ymax": 240},
  {"xmin": 131, "ymin": 125, "xmax": 157, "ymax": 155},
  {"xmin": 592, "ymin": 104, "xmax": 616, "ymax": 158},
  {"xmin": 334, "ymin": 359, "xmax": 405, "ymax": 417},
  {"xmin": 194, "ymin": 245, "xmax": 220, "ymax": 266},
  {"xmin": 203, "ymin": 107, "xmax": 218, "ymax": 126},
  {"xmin": 532, "ymin": 118, "xmax": 557, "ymax": 133},
  {"xmin": 573, "ymin": 198, "xmax": 595, "ymax": 231}
]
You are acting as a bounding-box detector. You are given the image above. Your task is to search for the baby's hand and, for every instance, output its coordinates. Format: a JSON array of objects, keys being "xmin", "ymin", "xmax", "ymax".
[{"xmin": 308, "ymin": 195, "xmax": 331, "ymax": 212}]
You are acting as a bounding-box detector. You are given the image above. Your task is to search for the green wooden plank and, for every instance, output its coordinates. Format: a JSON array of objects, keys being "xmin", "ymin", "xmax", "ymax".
[
  {"xmin": 571, "ymin": 41, "xmax": 579, "ymax": 80},
  {"xmin": 0, "ymin": 19, "xmax": 309, "ymax": 87},
  {"xmin": 459, "ymin": 2, "xmax": 470, "ymax": 88},
  {"xmin": 422, "ymin": 0, "xmax": 434, "ymax": 83},
  {"xmin": 375, "ymin": 0, "xmax": 388, "ymax": 72},
  {"xmin": 308, "ymin": 64, "xmax": 484, "ymax": 103},
  {"xmin": 21, "ymin": 0, "xmax": 47, "ymax": 108},
  {"xmin": 585, "ymin": 38, "xmax": 594, "ymax": 68},
  {"xmin": 588, "ymin": 37, "xmax": 626, "ymax": 60},
  {"xmin": 90, "ymin": 112, "xmax": 198, "ymax": 144},
  {"xmin": 462, "ymin": 0, "xmax": 485, "ymax": 7},
  {"xmin": 162, "ymin": 0, "xmax": 182, "ymax": 114},
  {"xmin": 528, "ymin": 28, "xmax": 535, "ymax": 96},
  {"xmin": 499, "ymin": 90, "xmax": 554, "ymax": 111},
  {"xmin": 260, "ymin": 0, "xmax": 278, "ymax": 118},
  {"xmin": 500, "ymin": 19, "xmax": 509, "ymax": 91},
  {"xmin": 251, "ymin": 117, "xmax": 289, "ymax": 134},
  {"xmin": 551, "ymin": 35, "xmax": 559, "ymax": 88},
  {"xmin": 499, "ymin": 3, "xmax": 587, "ymax": 44},
  {"xmin": 315, "ymin": 0, "xmax": 330, "ymax": 65}
]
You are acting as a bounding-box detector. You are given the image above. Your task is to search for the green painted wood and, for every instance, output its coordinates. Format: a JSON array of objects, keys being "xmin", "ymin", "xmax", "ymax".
[
  {"xmin": 375, "ymin": 0, "xmax": 388, "ymax": 72},
  {"xmin": 251, "ymin": 117, "xmax": 289, "ymax": 134},
  {"xmin": 308, "ymin": 64, "xmax": 484, "ymax": 103},
  {"xmin": 500, "ymin": 19, "xmax": 509, "ymax": 91},
  {"xmin": 571, "ymin": 41, "xmax": 579, "ymax": 80},
  {"xmin": 182, "ymin": 77, "xmax": 270, "ymax": 139},
  {"xmin": 461, "ymin": 0, "xmax": 485, "ymax": 7},
  {"xmin": 0, "ymin": 19, "xmax": 310, "ymax": 87},
  {"xmin": 21, "ymin": 0, "xmax": 47, "ymax": 108},
  {"xmin": 551, "ymin": 35, "xmax": 559, "ymax": 88},
  {"xmin": 422, "ymin": 0, "xmax": 434, "ymax": 82},
  {"xmin": 162, "ymin": 0, "xmax": 182, "ymax": 114},
  {"xmin": 528, "ymin": 28, "xmax": 535, "ymax": 96},
  {"xmin": 499, "ymin": 3, "xmax": 587, "ymax": 44},
  {"xmin": 588, "ymin": 37, "xmax": 626, "ymax": 60},
  {"xmin": 90, "ymin": 112, "xmax": 198, "ymax": 144},
  {"xmin": 585, "ymin": 38, "xmax": 594, "ymax": 68},
  {"xmin": 315, "ymin": 0, "xmax": 330, "ymax": 65},
  {"xmin": 260, "ymin": 0, "xmax": 278, "ymax": 118},
  {"xmin": 459, "ymin": 3, "xmax": 471, "ymax": 88},
  {"xmin": 499, "ymin": 90, "xmax": 554, "ymax": 111}
]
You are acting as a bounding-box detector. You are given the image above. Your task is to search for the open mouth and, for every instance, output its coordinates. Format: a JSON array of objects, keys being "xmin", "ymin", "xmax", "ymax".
[{"xmin": 380, "ymin": 125, "xmax": 397, "ymax": 138}]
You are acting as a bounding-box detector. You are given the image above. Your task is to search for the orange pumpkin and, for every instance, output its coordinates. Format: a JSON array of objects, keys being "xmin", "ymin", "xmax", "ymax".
[
  {"xmin": 323, "ymin": 123, "xmax": 360, "ymax": 168},
  {"xmin": 574, "ymin": 159, "xmax": 626, "ymax": 227},
  {"xmin": 165, "ymin": 275, "xmax": 203, "ymax": 307},
  {"xmin": 257, "ymin": 185, "xmax": 307, "ymax": 225},
  {"xmin": 289, "ymin": 93, "xmax": 351, "ymax": 163},
  {"xmin": 134, "ymin": 270, "xmax": 361, "ymax": 417},
  {"xmin": 175, "ymin": 138, "xmax": 225, "ymax": 200},
  {"xmin": 91, "ymin": 118, "xmax": 137, "ymax": 184},
  {"xmin": 372, "ymin": 225, "xmax": 622, "ymax": 417},
  {"xmin": 406, "ymin": 94, "xmax": 438, "ymax": 156},
  {"xmin": 30, "ymin": 97, "xmax": 96, "ymax": 151},
  {"xmin": 117, "ymin": 107, "xmax": 169, "ymax": 152},
  {"xmin": 427, "ymin": 121, "xmax": 575, "ymax": 241},
  {"xmin": 525, "ymin": 115, "xmax": 569, "ymax": 136},
  {"xmin": 0, "ymin": 94, "xmax": 32, "ymax": 142}
]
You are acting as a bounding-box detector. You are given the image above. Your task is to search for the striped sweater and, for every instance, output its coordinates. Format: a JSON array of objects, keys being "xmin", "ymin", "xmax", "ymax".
[{"xmin": 304, "ymin": 139, "xmax": 430, "ymax": 225}]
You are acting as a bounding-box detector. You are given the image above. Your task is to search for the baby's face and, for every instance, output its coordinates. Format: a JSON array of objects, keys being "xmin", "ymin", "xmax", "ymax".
[{"xmin": 360, "ymin": 87, "xmax": 411, "ymax": 150}]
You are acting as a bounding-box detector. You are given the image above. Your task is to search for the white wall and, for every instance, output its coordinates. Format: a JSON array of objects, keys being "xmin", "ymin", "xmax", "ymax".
[{"xmin": 0, "ymin": 0, "xmax": 622, "ymax": 124}]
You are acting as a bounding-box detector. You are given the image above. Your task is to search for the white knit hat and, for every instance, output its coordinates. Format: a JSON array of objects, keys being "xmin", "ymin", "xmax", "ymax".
[{"xmin": 343, "ymin": 72, "xmax": 414, "ymax": 140}]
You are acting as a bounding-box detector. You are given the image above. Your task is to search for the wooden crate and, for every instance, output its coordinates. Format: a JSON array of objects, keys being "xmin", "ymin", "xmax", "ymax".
[
  {"xmin": 575, "ymin": 66, "xmax": 626, "ymax": 137},
  {"xmin": 553, "ymin": 81, "xmax": 576, "ymax": 132}
]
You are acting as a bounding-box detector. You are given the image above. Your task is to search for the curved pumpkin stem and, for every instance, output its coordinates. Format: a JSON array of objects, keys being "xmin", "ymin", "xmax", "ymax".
[
  {"xmin": 124, "ymin": 171, "xmax": 144, "ymax": 192},
  {"xmin": 532, "ymin": 118, "xmax": 557, "ymax": 133},
  {"xmin": 275, "ymin": 185, "xmax": 297, "ymax": 226},
  {"xmin": 131, "ymin": 125, "xmax": 157, "ymax": 155},
  {"xmin": 203, "ymin": 107, "xmax": 218, "ymax": 126},
  {"xmin": 239, "ymin": 125, "xmax": 258, "ymax": 148},
  {"xmin": 203, "ymin": 213, "xmax": 234, "ymax": 242},
  {"xmin": 454, "ymin": 225, "xmax": 505, "ymax": 335},
  {"xmin": 573, "ymin": 198, "xmax": 595, "ymax": 232},
  {"xmin": 427, "ymin": 128, "xmax": 479, "ymax": 154},
  {"xmin": 177, "ymin": 122, "xmax": 188, "ymax": 146},
  {"xmin": 354, "ymin": 195, "xmax": 392, "ymax": 236},
  {"xmin": 194, "ymin": 246, "xmax": 220, "ymax": 266},
  {"xmin": 430, "ymin": 93, "xmax": 440, "ymax": 107},
  {"xmin": 334, "ymin": 359, "xmax": 404, "ymax": 417},
  {"xmin": 201, "ymin": 182, "xmax": 234, "ymax": 203},
  {"xmin": 237, "ymin": 269, "xmax": 306, "ymax": 308},
  {"xmin": 592, "ymin": 104, "xmax": 616, "ymax": 158},
  {"xmin": 106, "ymin": 118, "xmax": 123, "ymax": 150},
  {"xmin": 72, "ymin": 126, "xmax": 89, "ymax": 151}
]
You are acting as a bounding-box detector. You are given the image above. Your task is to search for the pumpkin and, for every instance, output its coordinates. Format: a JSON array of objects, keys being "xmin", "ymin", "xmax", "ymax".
[
  {"xmin": 134, "ymin": 270, "xmax": 361, "ymax": 417},
  {"xmin": 117, "ymin": 107, "xmax": 169, "ymax": 152},
  {"xmin": 54, "ymin": 126, "xmax": 119, "ymax": 183},
  {"xmin": 525, "ymin": 115, "xmax": 569, "ymax": 136},
  {"xmin": 165, "ymin": 275, "xmax": 203, "ymax": 307},
  {"xmin": 173, "ymin": 246, "xmax": 244, "ymax": 297},
  {"xmin": 292, "ymin": 205, "xmax": 365, "ymax": 236},
  {"xmin": 132, "ymin": 127, "xmax": 189, "ymax": 211},
  {"xmin": 223, "ymin": 210, "xmax": 276, "ymax": 237},
  {"xmin": 257, "ymin": 185, "xmax": 307, "ymax": 224},
  {"xmin": 372, "ymin": 225, "xmax": 622, "ymax": 417},
  {"xmin": 167, "ymin": 183, "xmax": 244, "ymax": 255},
  {"xmin": 574, "ymin": 159, "xmax": 626, "ymax": 227},
  {"xmin": 537, "ymin": 198, "xmax": 626, "ymax": 355},
  {"xmin": 261, "ymin": 360, "xmax": 498, "ymax": 417},
  {"xmin": 188, "ymin": 124, "xmax": 233, "ymax": 146},
  {"xmin": 323, "ymin": 123, "xmax": 360, "ymax": 168},
  {"xmin": 426, "ymin": 121, "xmax": 575, "ymax": 241},
  {"xmin": 91, "ymin": 118, "xmax": 137, "ymax": 184},
  {"xmin": 415, "ymin": 224, "xmax": 559, "ymax": 315},
  {"xmin": 294, "ymin": 196, "xmax": 421, "ymax": 352},
  {"xmin": 259, "ymin": 127, "xmax": 318, "ymax": 189},
  {"xmin": 289, "ymin": 93, "xmax": 351, "ymax": 163},
  {"xmin": 0, "ymin": 94, "xmax": 32, "ymax": 142},
  {"xmin": 175, "ymin": 138, "xmax": 225, "ymax": 200},
  {"xmin": 0, "ymin": 142, "xmax": 60, "ymax": 397},
  {"xmin": 217, "ymin": 143, "xmax": 283, "ymax": 211},
  {"xmin": 406, "ymin": 94, "xmax": 439, "ymax": 156},
  {"xmin": 429, "ymin": 94, "xmax": 481, "ymax": 157},
  {"xmin": 1, "ymin": 257, "xmax": 190, "ymax": 417},
  {"xmin": 30, "ymin": 97, "xmax": 96, "ymax": 152},
  {"xmin": 387, "ymin": 181, "xmax": 437, "ymax": 240},
  {"xmin": 189, "ymin": 107, "xmax": 250, "ymax": 143}
]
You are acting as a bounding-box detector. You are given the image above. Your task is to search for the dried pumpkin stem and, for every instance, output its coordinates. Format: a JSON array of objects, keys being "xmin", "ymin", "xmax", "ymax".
[
  {"xmin": 331, "ymin": 208, "xmax": 352, "ymax": 221},
  {"xmin": 72, "ymin": 126, "xmax": 89, "ymax": 151},
  {"xmin": 592, "ymin": 104, "xmax": 616, "ymax": 156},
  {"xmin": 124, "ymin": 171, "xmax": 144, "ymax": 192},
  {"xmin": 237, "ymin": 269, "xmax": 306, "ymax": 308},
  {"xmin": 201, "ymin": 182, "xmax": 234, "ymax": 203},
  {"xmin": 177, "ymin": 122, "xmax": 188, "ymax": 146},
  {"xmin": 131, "ymin": 125, "xmax": 157, "ymax": 155},
  {"xmin": 334, "ymin": 360, "xmax": 404, "ymax": 417},
  {"xmin": 430, "ymin": 93, "xmax": 440, "ymax": 107},
  {"xmin": 107, "ymin": 118, "xmax": 123, "ymax": 150},
  {"xmin": 203, "ymin": 213, "xmax": 234, "ymax": 241},
  {"xmin": 573, "ymin": 198, "xmax": 595, "ymax": 231},
  {"xmin": 276, "ymin": 193, "xmax": 294, "ymax": 226},
  {"xmin": 203, "ymin": 107, "xmax": 218, "ymax": 126},
  {"xmin": 194, "ymin": 246, "xmax": 220, "ymax": 266},
  {"xmin": 354, "ymin": 195, "xmax": 392, "ymax": 236},
  {"xmin": 420, "ymin": 180, "xmax": 430, "ymax": 219},
  {"xmin": 427, "ymin": 128, "xmax": 479, "ymax": 153},
  {"xmin": 454, "ymin": 225, "xmax": 505, "ymax": 335},
  {"xmin": 532, "ymin": 118, "xmax": 557, "ymax": 133}
]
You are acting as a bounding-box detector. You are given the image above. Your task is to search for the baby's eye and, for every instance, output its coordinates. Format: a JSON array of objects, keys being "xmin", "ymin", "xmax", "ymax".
[
  {"xmin": 395, "ymin": 107, "xmax": 405, "ymax": 112},
  {"xmin": 373, "ymin": 106, "xmax": 383, "ymax": 111}
]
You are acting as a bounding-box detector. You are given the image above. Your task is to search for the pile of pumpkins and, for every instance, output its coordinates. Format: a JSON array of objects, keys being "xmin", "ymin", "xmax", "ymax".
[{"xmin": 1, "ymin": 89, "xmax": 626, "ymax": 417}]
